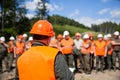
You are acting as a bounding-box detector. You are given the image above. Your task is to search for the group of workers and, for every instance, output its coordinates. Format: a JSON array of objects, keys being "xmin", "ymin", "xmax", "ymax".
[
  {"xmin": 50, "ymin": 30, "xmax": 120, "ymax": 74},
  {"xmin": 0, "ymin": 20, "xmax": 120, "ymax": 80}
]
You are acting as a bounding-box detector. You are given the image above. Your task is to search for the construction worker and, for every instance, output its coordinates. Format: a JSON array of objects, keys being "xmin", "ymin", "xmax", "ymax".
[
  {"xmin": 73, "ymin": 32, "xmax": 84, "ymax": 73},
  {"xmin": 56, "ymin": 34, "xmax": 63, "ymax": 51},
  {"xmin": 104, "ymin": 35, "xmax": 108, "ymax": 69},
  {"xmin": 111, "ymin": 31, "xmax": 120, "ymax": 71},
  {"xmin": 94, "ymin": 34, "xmax": 107, "ymax": 73},
  {"xmin": 61, "ymin": 31, "xmax": 74, "ymax": 71},
  {"xmin": 49, "ymin": 36, "xmax": 57, "ymax": 48},
  {"xmin": 7, "ymin": 36, "xmax": 15, "ymax": 71},
  {"xmin": 106, "ymin": 34, "xmax": 113, "ymax": 71},
  {"xmin": 89, "ymin": 33, "xmax": 95, "ymax": 70},
  {"xmin": 49, "ymin": 34, "xmax": 63, "ymax": 52},
  {"xmin": 81, "ymin": 34, "xmax": 91, "ymax": 74},
  {"xmin": 26, "ymin": 36, "xmax": 33, "ymax": 50},
  {"xmin": 17, "ymin": 20, "xmax": 74, "ymax": 80},
  {"xmin": 0, "ymin": 37, "xmax": 8, "ymax": 73},
  {"xmin": 15, "ymin": 35, "xmax": 25, "ymax": 79},
  {"xmin": 23, "ymin": 33, "xmax": 28, "ymax": 42}
]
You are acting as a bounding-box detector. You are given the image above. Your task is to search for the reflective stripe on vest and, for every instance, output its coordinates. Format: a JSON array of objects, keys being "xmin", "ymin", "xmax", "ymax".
[{"xmin": 17, "ymin": 46, "xmax": 59, "ymax": 80}]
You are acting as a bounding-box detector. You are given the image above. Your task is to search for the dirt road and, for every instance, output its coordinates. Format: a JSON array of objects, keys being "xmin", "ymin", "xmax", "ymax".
[{"xmin": 0, "ymin": 69, "xmax": 120, "ymax": 80}]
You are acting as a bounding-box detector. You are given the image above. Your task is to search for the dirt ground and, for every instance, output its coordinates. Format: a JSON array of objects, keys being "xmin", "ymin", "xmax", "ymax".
[
  {"xmin": 75, "ymin": 70, "xmax": 120, "ymax": 80},
  {"xmin": 0, "ymin": 68, "xmax": 120, "ymax": 80},
  {"xmin": 0, "ymin": 60, "xmax": 120, "ymax": 80}
]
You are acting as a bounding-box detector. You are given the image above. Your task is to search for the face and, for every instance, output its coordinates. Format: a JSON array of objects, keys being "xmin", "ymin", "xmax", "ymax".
[
  {"xmin": 114, "ymin": 35, "xmax": 119, "ymax": 39},
  {"xmin": 75, "ymin": 35, "xmax": 80, "ymax": 40},
  {"xmin": 65, "ymin": 35, "xmax": 69, "ymax": 40},
  {"xmin": 17, "ymin": 38, "xmax": 22, "ymax": 42},
  {"xmin": 89, "ymin": 36, "xmax": 94, "ymax": 40},
  {"xmin": 107, "ymin": 37, "xmax": 111, "ymax": 40},
  {"xmin": 98, "ymin": 37, "xmax": 103, "ymax": 41}
]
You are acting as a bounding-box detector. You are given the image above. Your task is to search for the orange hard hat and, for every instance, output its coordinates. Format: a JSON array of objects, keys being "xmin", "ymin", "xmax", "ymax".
[
  {"xmin": 30, "ymin": 20, "xmax": 55, "ymax": 36},
  {"xmin": 89, "ymin": 33, "xmax": 94, "ymax": 37},
  {"xmin": 75, "ymin": 32, "xmax": 81, "ymax": 36},
  {"xmin": 18, "ymin": 35, "xmax": 23, "ymax": 39},
  {"xmin": 57, "ymin": 34, "xmax": 63, "ymax": 39}
]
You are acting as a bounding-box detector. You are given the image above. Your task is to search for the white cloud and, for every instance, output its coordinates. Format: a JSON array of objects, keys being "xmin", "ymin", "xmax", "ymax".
[
  {"xmin": 45, "ymin": 3, "xmax": 62, "ymax": 12},
  {"xmin": 98, "ymin": 8, "xmax": 110, "ymax": 15},
  {"xmin": 25, "ymin": 0, "xmax": 62, "ymax": 12},
  {"xmin": 102, "ymin": 0, "xmax": 109, "ymax": 3},
  {"xmin": 25, "ymin": 13, "xmax": 35, "ymax": 19},
  {"xmin": 69, "ymin": 9, "xmax": 80, "ymax": 18},
  {"xmin": 24, "ymin": 0, "xmax": 62, "ymax": 18},
  {"xmin": 25, "ymin": 0, "xmax": 38, "ymax": 11},
  {"xmin": 110, "ymin": 9, "xmax": 120, "ymax": 18},
  {"xmin": 75, "ymin": 17, "xmax": 110, "ymax": 27}
]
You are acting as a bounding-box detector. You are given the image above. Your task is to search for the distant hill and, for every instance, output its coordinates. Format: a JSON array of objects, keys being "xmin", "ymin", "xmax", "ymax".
[{"xmin": 48, "ymin": 15, "xmax": 91, "ymax": 36}]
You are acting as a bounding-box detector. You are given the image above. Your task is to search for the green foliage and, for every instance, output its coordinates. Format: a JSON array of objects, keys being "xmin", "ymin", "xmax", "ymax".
[
  {"xmin": 48, "ymin": 15, "xmax": 88, "ymax": 29},
  {"xmin": 91, "ymin": 22, "xmax": 119, "ymax": 34},
  {"xmin": 53, "ymin": 24, "xmax": 89, "ymax": 36}
]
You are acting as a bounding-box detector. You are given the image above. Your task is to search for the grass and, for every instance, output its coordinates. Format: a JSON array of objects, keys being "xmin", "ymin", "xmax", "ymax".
[{"xmin": 53, "ymin": 24, "xmax": 91, "ymax": 36}]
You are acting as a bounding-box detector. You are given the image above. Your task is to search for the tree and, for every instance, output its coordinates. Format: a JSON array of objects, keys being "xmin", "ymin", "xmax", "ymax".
[{"xmin": 36, "ymin": 0, "xmax": 49, "ymax": 20}]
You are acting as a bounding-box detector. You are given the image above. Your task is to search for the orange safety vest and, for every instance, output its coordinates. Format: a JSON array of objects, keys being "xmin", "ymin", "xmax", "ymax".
[
  {"xmin": 81, "ymin": 40, "xmax": 91, "ymax": 54},
  {"xmin": 8, "ymin": 41, "xmax": 14, "ymax": 53},
  {"xmin": 15, "ymin": 41, "xmax": 25, "ymax": 54},
  {"xmin": 61, "ymin": 38, "xmax": 73, "ymax": 54},
  {"xmin": 17, "ymin": 46, "xmax": 59, "ymax": 80},
  {"xmin": 106, "ymin": 40, "xmax": 113, "ymax": 55},
  {"xmin": 95, "ymin": 40, "xmax": 106, "ymax": 56}
]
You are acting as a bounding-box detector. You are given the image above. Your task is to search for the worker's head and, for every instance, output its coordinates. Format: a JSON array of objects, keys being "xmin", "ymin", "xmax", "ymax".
[
  {"xmin": 63, "ymin": 31, "xmax": 70, "ymax": 40},
  {"xmin": 89, "ymin": 33, "xmax": 94, "ymax": 40},
  {"xmin": 9, "ymin": 36, "xmax": 15, "ymax": 41},
  {"xmin": 17, "ymin": 35, "xmax": 23, "ymax": 42},
  {"xmin": 28, "ymin": 36, "xmax": 33, "ymax": 41},
  {"xmin": 83, "ymin": 34, "xmax": 89, "ymax": 41},
  {"xmin": 114, "ymin": 31, "xmax": 119, "ymax": 39},
  {"xmin": 75, "ymin": 32, "xmax": 81, "ymax": 40},
  {"xmin": 57, "ymin": 34, "xmax": 63, "ymax": 42},
  {"xmin": 104, "ymin": 35, "xmax": 107, "ymax": 41},
  {"xmin": 0, "ymin": 36, "xmax": 5, "ymax": 42},
  {"xmin": 97, "ymin": 34, "xmax": 103, "ymax": 41},
  {"xmin": 107, "ymin": 34, "xmax": 112, "ymax": 40},
  {"xmin": 23, "ymin": 33, "xmax": 28, "ymax": 41},
  {"xmin": 30, "ymin": 20, "xmax": 55, "ymax": 45}
]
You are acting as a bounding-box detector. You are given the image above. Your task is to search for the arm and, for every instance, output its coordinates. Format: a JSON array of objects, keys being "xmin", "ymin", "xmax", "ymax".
[
  {"xmin": 55, "ymin": 52, "xmax": 74, "ymax": 80},
  {"xmin": 111, "ymin": 41, "xmax": 120, "ymax": 45}
]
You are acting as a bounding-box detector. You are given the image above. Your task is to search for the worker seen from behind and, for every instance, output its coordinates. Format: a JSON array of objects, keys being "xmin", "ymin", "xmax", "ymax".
[
  {"xmin": 61, "ymin": 31, "xmax": 74, "ymax": 72},
  {"xmin": 17, "ymin": 20, "xmax": 74, "ymax": 80},
  {"xmin": 73, "ymin": 32, "xmax": 84, "ymax": 73},
  {"xmin": 94, "ymin": 34, "xmax": 107, "ymax": 73},
  {"xmin": 111, "ymin": 31, "xmax": 120, "ymax": 71},
  {"xmin": 81, "ymin": 34, "xmax": 91, "ymax": 74}
]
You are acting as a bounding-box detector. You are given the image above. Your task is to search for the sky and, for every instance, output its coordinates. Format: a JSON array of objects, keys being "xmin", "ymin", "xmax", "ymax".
[{"xmin": 25, "ymin": 0, "xmax": 120, "ymax": 27}]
